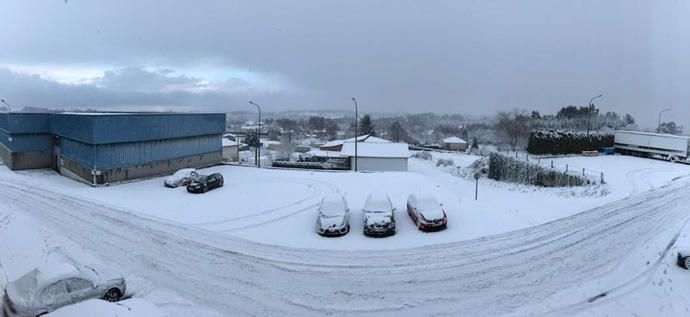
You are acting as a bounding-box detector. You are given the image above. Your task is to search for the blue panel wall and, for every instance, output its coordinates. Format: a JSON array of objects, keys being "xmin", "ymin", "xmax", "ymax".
[
  {"xmin": 60, "ymin": 138, "xmax": 95, "ymax": 168},
  {"xmin": 93, "ymin": 134, "xmax": 221, "ymax": 169},
  {"xmin": 0, "ymin": 130, "xmax": 53, "ymax": 152},
  {"xmin": 50, "ymin": 113, "xmax": 225, "ymax": 144},
  {"xmin": 0, "ymin": 113, "xmax": 51, "ymax": 134},
  {"xmin": 49, "ymin": 114, "xmax": 95, "ymax": 144}
]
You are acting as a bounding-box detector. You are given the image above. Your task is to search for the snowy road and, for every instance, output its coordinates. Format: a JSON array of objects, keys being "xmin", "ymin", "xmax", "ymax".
[{"xmin": 2, "ymin": 177, "xmax": 689, "ymax": 316}]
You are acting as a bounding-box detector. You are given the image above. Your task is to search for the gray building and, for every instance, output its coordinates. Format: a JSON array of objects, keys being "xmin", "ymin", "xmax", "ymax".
[{"xmin": 0, "ymin": 112, "xmax": 225, "ymax": 185}]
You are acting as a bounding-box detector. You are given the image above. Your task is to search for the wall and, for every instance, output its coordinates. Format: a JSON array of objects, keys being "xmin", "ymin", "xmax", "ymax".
[
  {"xmin": 351, "ymin": 157, "xmax": 408, "ymax": 172},
  {"xmin": 50, "ymin": 113, "xmax": 225, "ymax": 144}
]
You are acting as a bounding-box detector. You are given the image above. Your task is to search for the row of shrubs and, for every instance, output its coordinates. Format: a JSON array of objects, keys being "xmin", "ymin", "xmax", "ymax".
[
  {"xmin": 488, "ymin": 152, "xmax": 588, "ymax": 187},
  {"xmin": 526, "ymin": 129, "xmax": 614, "ymax": 155}
]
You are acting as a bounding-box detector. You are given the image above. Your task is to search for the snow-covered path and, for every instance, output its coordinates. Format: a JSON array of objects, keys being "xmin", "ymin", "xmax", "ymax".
[{"xmin": 2, "ymin": 176, "xmax": 689, "ymax": 316}]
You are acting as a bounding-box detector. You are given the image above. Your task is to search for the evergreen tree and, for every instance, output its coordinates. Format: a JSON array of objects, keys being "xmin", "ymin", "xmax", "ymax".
[{"xmin": 359, "ymin": 114, "xmax": 376, "ymax": 136}]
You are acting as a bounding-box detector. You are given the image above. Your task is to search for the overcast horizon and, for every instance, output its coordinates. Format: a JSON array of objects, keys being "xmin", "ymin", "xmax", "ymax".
[{"xmin": 1, "ymin": 0, "xmax": 688, "ymax": 129}]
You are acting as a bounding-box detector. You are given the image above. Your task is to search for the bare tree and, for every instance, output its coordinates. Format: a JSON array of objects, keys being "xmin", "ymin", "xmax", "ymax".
[{"xmin": 495, "ymin": 109, "xmax": 532, "ymax": 151}]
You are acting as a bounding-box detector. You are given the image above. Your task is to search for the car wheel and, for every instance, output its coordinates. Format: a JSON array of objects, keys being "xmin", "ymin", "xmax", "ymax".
[
  {"xmin": 683, "ymin": 256, "xmax": 690, "ymax": 270},
  {"xmin": 203, "ymin": 186, "xmax": 208, "ymax": 193},
  {"xmin": 103, "ymin": 288, "xmax": 122, "ymax": 302}
]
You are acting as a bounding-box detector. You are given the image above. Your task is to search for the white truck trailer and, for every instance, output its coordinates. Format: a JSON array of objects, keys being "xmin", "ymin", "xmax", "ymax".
[{"xmin": 614, "ymin": 130, "xmax": 690, "ymax": 162}]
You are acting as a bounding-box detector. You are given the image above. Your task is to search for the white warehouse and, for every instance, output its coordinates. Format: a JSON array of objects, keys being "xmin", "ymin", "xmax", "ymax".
[{"xmin": 340, "ymin": 142, "xmax": 410, "ymax": 172}]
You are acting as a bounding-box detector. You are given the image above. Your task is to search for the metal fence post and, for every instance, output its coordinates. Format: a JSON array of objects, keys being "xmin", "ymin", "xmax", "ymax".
[
  {"xmin": 582, "ymin": 168, "xmax": 585, "ymax": 176},
  {"xmin": 601, "ymin": 172, "xmax": 605, "ymax": 184},
  {"xmin": 551, "ymin": 160, "xmax": 554, "ymax": 168},
  {"xmin": 566, "ymin": 164, "xmax": 568, "ymax": 173}
]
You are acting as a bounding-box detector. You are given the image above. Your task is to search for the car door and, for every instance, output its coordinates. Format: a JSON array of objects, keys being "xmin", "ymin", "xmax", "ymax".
[
  {"xmin": 207, "ymin": 175, "xmax": 217, "ymax": 189},
  {"xmin": 65, "ymin": 277, "xmax": 98, "ymax": 303},
  {"xmin": 40, "ymin": 280, "xmax": 70, "ymax": 311}
]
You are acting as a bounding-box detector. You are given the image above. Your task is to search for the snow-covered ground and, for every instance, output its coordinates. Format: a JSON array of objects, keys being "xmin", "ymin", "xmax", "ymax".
[{"xmin": 2, "ymin": 152, "xmax": 690, "ymax": 316}]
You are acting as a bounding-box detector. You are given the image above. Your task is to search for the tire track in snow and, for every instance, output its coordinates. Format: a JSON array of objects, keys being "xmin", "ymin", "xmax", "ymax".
[{"xmin": 2, "ymin": 179, "xmax": 690, "ymax": 316}]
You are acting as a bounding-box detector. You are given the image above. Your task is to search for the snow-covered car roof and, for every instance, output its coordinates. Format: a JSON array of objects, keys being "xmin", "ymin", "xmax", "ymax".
[
  {"xmin": 364, "ymin": 193, "xmax": 393, "ymax": 212},
  {"xmin": 319, "ymin": 194, "xmax": 347, "ymax": 216}
]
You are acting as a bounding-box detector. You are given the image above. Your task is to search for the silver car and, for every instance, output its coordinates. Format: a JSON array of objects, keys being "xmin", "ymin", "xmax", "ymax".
[
  {"xmin": 362, "ymin": 193, "xmax": 396, "ymax": 237},
  {"xmin": 316, "ymin": 194, "xmax": 350, "ymax": 237},
  {"xmin": 3, "ymin": 263, "xmax": 126, "ymax": 317},
  {"xmin": 164, "ymin": 168, "xmax": 199, "ymax": 188}
]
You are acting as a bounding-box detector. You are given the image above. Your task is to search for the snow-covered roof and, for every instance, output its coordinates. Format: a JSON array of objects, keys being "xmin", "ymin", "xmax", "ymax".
[
  {"xmin": 320, "ymin": 135, "xmax": 390, "ymax": 148},
  {"xmin": 443, "ymin": 136, "xmax": 467, "ymax": 144},
  {"xmin": 306, "ymin": 149, "xmax": 344, "ymax": 158},
  {"xmin": 222, "ymin": 139, "xmax": 245, "ymax": 147},
  {"xmin": 340, "ymin": 142, "xmax": 410, "ymax": 158}
]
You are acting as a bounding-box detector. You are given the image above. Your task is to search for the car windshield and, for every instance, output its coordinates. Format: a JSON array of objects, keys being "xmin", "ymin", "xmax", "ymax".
[
  {"xmin": 11, "ymin": 269, "xmax": 39, "ymax": 295},
  {"xmin": 417, "ymin": 198, "xmax": 439, "ymax": 210},
  {"xmin": 364, "ymin": 200, "xmax": 390, "ymax": 213}
]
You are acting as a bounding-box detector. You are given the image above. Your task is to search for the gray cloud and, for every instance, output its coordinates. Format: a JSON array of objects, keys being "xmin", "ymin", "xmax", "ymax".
[{"xmin": 0, "ymin": 0, "xmax": 688, "ymax": 128}]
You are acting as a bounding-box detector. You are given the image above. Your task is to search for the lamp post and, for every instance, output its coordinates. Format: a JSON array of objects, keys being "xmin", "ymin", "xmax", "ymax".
[
  {"xmin": 586, "ymin": 94, "xmax": 603, "ymax": 136},
  {"xmin": 248, "ymin": 101, "xmax": 262, "ymax": 167},
  {"xmin": 657, "ymin": 108, "xmax": 672, "ymax": 133},
  {"xmin": 351, "ymin": 97, "xmax": 358, "ymax": 172},
  {"xmin": 0, "ymin": 99, "xmax": 11, "ymax": 113}
]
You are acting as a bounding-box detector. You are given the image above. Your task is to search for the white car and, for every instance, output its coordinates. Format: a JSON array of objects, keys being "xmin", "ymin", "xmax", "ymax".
[
  {"xmin": 362, "ymin": 193, "xmax": 396, "ymax": 237},
  {"xmin": 3, "ymin": 263, "xmax": 126, "ymax": 317},
  {"xmin": 315, "ymin": 194, "xmax": 350, "ymax": 237},
  {"xmin": 406, "ymin": 194, "xmax": 448, "ymax": 231},
  {"xmin": 163, "ymin": 168, "xmax": 199, "ymax": 188}
]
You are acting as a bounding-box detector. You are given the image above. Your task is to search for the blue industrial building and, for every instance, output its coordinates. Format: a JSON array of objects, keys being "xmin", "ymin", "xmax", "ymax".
[{"xmin": 0, "ymin": 112, "xmax": 225, "ymax": 185}]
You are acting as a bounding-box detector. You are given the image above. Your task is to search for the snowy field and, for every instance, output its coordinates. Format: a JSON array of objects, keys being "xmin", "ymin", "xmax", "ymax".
[
  {"xmin": 1, "ymin": 153, "xmax": 688, "ymax": 251},
  {"xmin": 2, "ymin": 153, "xmax": 690, "ymax": 316}
]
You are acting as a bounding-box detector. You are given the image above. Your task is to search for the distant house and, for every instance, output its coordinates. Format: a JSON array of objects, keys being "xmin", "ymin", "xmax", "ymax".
[
  {"xmin": 442, "ymin": 136, "xmax": 467, "ymax": 151},
  {"xmin": 340, "ymin": 142, "xmax": 410, "ymax": 172},
  {"xmin": 319, "ymin": 134, "xmax": 390, "ymax": 152}
]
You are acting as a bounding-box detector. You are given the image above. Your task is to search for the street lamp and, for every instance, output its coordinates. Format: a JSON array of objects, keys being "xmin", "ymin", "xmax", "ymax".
[
  {"xmin": 586, "ymin": 94, "xmax": 603, "ymax": 136},
  {"xmin": 657, "ymin": 108, "xmax": 672, "ymax": 133},
  {"xmin": 351, "ymin": 97, "xmax": 358, "ymax": 172},
  {"xmin": 248, "ymin": 101, "xmax": 262, "ymax": 167},
  {"xmin": 0, "ymin": 99, "xmax": 11, "ymax": 113}
]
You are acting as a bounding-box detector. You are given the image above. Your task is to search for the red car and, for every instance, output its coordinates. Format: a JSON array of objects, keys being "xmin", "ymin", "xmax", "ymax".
[{"xmin": 406, "ymin": 194, "xmax": 447, "ymax": 231}]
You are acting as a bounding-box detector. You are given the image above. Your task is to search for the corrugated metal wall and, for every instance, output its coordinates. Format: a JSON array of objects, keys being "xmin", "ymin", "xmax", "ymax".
[
  {"xmin": 0, "ymin": 113, "xmax": 51, "ymax": 134},
  {"xmin": 93, "ymin": 134, "xmax": 221, "ymax": 169},
  {"xmin": 60, "ymin": 138, "xmax": 95, "ymax": 168},
  {"xmin": 50, "ymin": 113, "xmax": 225, "ymax": 144},
  {"xmin": 0, "ymin": 130, "xmax": 53, "ymax": 152}
]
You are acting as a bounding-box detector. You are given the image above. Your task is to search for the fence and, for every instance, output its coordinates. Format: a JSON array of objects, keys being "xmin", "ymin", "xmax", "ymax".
[
  {"xmin": 496, "ymin": 150, "xmax": 605, "ymax": 184},
  {"xmin": 488, "ymin": 152, "xmax": 602, "ymax": 187}
]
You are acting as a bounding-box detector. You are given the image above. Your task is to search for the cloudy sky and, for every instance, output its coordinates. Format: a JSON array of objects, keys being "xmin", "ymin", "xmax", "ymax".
[{"xmin": 0, "ymin": 0, "xmax": 688, "ymax": 128}]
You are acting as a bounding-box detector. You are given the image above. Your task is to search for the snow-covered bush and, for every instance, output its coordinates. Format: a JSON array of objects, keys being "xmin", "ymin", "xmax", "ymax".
[
  {"xmin": 436, "ymin": 158, "xmax": 455, "ymax": 167},
  {"xmin": 527, "ymin": 129, "xmax": 613, "ymax": 155},
  {"xmin": 413, "ymin": 151, "xmax": 433, "ymax": 160},
  {"xmin": 488, "ymin": 152, "xmax": 588, "ymax": 187}
]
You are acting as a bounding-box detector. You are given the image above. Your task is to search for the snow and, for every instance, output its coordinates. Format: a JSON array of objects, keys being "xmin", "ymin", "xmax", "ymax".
[
  {"xmin": 340, "ymin": 142, "xmax": 410, "ymax": 158},
  {"xmin": 2, "ymin": 152, "xmax": 690, "ymax": 316},
  {"xmin": 442, "ymin": 136, "xmax": 467, "ymax": 144},
  {"xmin": 46, "ymin": 298, "xmax": 166, "ymax": 317},
  {"xmin": 320, "ymin": 134, "xmax": 390, "ymax": 148}
]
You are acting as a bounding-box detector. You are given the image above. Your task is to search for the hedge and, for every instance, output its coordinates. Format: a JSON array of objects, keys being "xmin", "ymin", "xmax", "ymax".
[{"xmin": 527, "ymin": 129, "xmax": 613, "ymax": 155}]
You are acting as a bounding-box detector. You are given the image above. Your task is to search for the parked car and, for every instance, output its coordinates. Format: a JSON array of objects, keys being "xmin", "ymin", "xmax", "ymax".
[
  {"xmin": 677, "ymin": 250, "xmax": 690, "ymax": 269},
  {"xmin": 3, "ymin": 263, "xmax": 126, "ymax": 317},
  {"xmin": 186, "ymin": 173, "xmax": 224, "ymax": 193},
  {"xmin": 406, "ymin": 194, "xmax": 448, "ymax": 231},
  {"xmin": 362, "ymin": 193, "xmax": 396, "ymax": 237},
  {"xmin": 164, "ymin": 168, "xmax": 199, "ymax": 188},
  {"xmin": 315, "ymin": 194, "xmax": 350, "ymax": 237}
]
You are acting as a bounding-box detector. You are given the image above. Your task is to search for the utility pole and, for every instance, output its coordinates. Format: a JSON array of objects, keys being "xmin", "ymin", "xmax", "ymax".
[
  {"xmin": 248, "ymin": 101, "xmax": 262, "ymax": 167},
  {"xmin": 351, "ymin": 97, "xmax": 359, "ymax": 172},
  {"xmin": 586, "ymin": 94, "xmax": 603, "ymax": 137}
]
